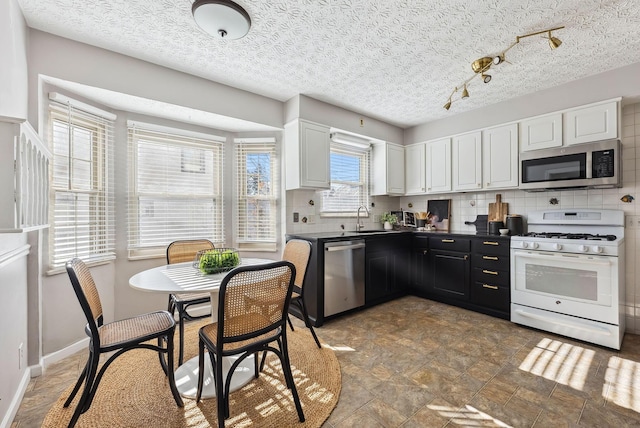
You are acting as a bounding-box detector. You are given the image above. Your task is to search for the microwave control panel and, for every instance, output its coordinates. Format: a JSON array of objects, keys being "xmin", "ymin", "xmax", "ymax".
[{"xmin": 592, "ymin": 149, "xmax": 615, "ymax": 178}]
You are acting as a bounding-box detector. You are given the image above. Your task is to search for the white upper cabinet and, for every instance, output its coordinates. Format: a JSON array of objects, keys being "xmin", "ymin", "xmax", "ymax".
[
  {"xmin": 426, "ymin": 138, "xmax": 451, "ymax": 193},
  {"xmin": 519, "ymin": 113, "xmax": 562, "ymax": 152},
  {"xmin": 404, "ymin": 142, "xmax": 426, "ymax": 194},
  {"xmin": 284, "ymin": 119, "xmax": 330, "ymax": 190},
  {"xmin": 372, "ymin": 141, "xmax": 405, "ymax": 196},
  {"xmin": 482, "ymin": 123, "xmax": 519, "ymax": 189},
  {"xmin": 564, "ymin": 100, "xmax": 618, "ymax": 145},
  {"xmin": 452, "ymin": 131, "xmax": 482, "ymax": 191}
]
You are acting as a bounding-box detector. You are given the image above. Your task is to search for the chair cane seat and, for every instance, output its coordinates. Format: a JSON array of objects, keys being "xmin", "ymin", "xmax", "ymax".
[{"xmin": 97, "ymin": 311, "xmax": 175, "ymax": 351}]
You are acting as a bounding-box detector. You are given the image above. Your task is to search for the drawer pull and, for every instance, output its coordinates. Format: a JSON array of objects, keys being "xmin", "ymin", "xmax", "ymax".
[
  {"xmin": 482, "ymin": 269, "xmax": 498, "ymax": 275},
  {"xmin": 483, "ymin": 241, "xmax": 499, "ymax": 246},
  {"xmin": 482, "ymin": 256, "xmax": 499, "ymax": 261},
  {"xmin": 423, "ymin": 250, "xmax": 428, "ymax": 255},
  {"xmin": 482, "ymin": 284, "xmax": 499, "ymax": 290},
  {"xmin": 442, "ymin": 239, "xmax": 455, "ymax": 243}
]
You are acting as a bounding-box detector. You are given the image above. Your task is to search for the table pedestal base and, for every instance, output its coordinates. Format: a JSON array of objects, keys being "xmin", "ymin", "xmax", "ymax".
[{"xmin": 175, "ymin": 354, "xmax": 255, "ymax": 399}]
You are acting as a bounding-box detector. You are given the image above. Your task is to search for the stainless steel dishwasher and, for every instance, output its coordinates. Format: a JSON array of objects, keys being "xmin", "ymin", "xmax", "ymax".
[{"xmin": 324, "ymin": 240, "xmax": 366, "ymax": 317}]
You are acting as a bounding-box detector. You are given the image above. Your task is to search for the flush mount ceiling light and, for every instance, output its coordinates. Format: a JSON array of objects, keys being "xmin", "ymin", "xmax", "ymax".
[
  {"xmin": 444, "ymin": 26, "xmax": 564, "ymax": 110},
  {"xmin": 192, "ymin": 0, "xmax": 251, "ymax": 40}
]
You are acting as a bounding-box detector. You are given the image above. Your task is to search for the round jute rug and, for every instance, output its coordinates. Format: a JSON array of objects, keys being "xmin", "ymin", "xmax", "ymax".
[{"xmin": 42, "ymin": 320, "xmax": 341, "ymax": 427}]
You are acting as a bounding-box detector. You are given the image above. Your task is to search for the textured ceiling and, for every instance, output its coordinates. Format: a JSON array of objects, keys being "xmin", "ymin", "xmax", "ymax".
[{"xmin": 17, "ymin": 0, "xmax": 640, "ymax": 130}]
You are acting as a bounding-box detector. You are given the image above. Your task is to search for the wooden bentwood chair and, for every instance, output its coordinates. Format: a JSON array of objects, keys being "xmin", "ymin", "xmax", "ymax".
[
  {"xmin": 283, "ymin": 239, "xmax": 322, "ymax": 348},
  {"xmin": 65, "ymin": 258, "xmax": 183, "ymax": 428},
  {"xmin": 196, "ymin": 261, "xmax": 305, "ymax": 427},
  {"xmin": 167, "ymin": 239, "xmax": 215, "ymax": 365}
]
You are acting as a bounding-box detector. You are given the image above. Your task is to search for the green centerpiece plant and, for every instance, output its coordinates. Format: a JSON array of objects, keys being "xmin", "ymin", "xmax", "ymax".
[{"xmin": 197, "ymin": 248, "xmax": 240, "ymax": 274}]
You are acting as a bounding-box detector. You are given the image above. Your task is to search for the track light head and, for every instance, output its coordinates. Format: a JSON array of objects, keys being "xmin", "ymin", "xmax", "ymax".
[
  {"xmin": 548, "ymin": 31, "xmax": 562, "ymax": 49},
  {"xmin": 461, "ymin": 85, "xmax": 469, "ymax": 99},
  {"xmin": 443, "ymin": 100, "xmax": 452, "ymax": 110},
  {"xmin": 482, "ymin": 73, "xmax": 491, "ymax": 83}
]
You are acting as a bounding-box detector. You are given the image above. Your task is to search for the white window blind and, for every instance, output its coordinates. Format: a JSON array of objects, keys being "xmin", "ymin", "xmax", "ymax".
[
  {"xmin": 128, "ymin": 124, "xmax": 224, "ymax": 257},
  {"xmin": 320, "ymin": 142, "xmax": 370, "ymax": 216},
  {"xmin": 235, "ymin": 139, "xmax": 278, "ymax": 251},
  {"xmin": 48, "ymin": 99, "xmax": 115, "ymax": 270}
]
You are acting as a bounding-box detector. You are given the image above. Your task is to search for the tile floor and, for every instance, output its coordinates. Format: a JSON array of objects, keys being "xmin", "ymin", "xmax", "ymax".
[{"xmin": 12, "ymin": 296, "xmax": 640, "ymax": 427}]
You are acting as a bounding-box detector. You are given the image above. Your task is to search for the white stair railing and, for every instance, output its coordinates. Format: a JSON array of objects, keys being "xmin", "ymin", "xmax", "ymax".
[{"xmin": 0, "ymin": 120, "xmax": 51, "ymax": 232}]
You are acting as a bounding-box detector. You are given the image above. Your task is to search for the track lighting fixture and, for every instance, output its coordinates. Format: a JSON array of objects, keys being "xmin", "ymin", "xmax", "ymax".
[
  {"xmin": 443, "ymin": 26, "xmax": 564, "ymax": 110},
  {"xmin": 547, "ymin": 31, "xmax": 562, "ymax": 49}
]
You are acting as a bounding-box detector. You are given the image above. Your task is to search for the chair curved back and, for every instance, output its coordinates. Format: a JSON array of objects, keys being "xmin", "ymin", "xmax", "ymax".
[
  {"xmin": 217, "ymin": 261, "xmax": 295, "ymax": 343},
  {"xmin": 167, "ymin": 239, "xmax": 214, "ymax": 264},
  {"xmin": 282, "ymin": 239, "xmax": 312, "ymax": 290},
  {"xmin": 66, "ymin": 258, "xmax": 104, "ymax": 343}
]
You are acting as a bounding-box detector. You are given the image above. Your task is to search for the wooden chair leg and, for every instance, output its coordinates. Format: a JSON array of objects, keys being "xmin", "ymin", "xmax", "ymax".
[
  {"xmin": 178, "ymin": 308, "xmax": 186, "ymax": 366},
  {"xmin": 196, "ymin": 338, "xmax": 205, "ymax": 402},
  {"xmin": 64, "ymin": 354, "xmax": 90, "ymax": 408},
  {"xmin": 280, "ymin": 336, "xmax": 305, "ymax": 422},
  {"xmin": 287, "ymin": 315, "xmax": 295, "ymax": 331},
  {"xmin": 165, "ymin": 331, "xmax": 184, "ymax": 407},
  {"xmin": 299, "ymin": 299, "xmax": 321, "ymax": 348}
]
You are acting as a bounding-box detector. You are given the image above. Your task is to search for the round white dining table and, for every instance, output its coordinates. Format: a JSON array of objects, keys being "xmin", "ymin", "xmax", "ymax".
[{"xmin": 129, "ymin": 257, "xmax": 274, "ymax": 399}]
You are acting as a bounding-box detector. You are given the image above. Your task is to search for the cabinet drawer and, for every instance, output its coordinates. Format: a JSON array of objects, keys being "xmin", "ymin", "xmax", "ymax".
[
  {"xmin": 472, "ymin": 253, "xmax": 510, "ymax": 270},
  {"xmin": 471, "ymin": 281, "xmax": 510, "ymax": 312},
  {"xmin": 472, "ymin": 238, "xmax": 510, "ymax": 256},
  {"xmin": 473, "ymin": 267, "xmax": 509, "ymax": 287},
  {"xmin": 429, "ymin": 237, "xmax": 470, "ymax": 252}
]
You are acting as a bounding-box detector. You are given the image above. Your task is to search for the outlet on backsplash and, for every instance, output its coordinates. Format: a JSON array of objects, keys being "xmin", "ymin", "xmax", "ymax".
[{"xmin": 626, "ymin": 215, "xmax": 640, "ymax": 228}]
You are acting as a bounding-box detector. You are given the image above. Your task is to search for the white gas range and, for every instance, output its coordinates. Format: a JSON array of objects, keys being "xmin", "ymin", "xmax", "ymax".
[{"xmin": 510, "ymin": 209, "xmax": 625, "ymax": 349}]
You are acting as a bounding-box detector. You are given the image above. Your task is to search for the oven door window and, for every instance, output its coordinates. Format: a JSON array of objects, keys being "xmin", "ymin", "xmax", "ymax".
[
  {"xmin": 522, "ymin": 153, "xmax": 586, "ymax": 183},
  {"xmin": 513, "ymin": 251, "xmax": 613, "ymax": 306}
]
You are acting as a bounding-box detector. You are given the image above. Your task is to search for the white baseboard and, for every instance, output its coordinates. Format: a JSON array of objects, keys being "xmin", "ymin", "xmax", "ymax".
[
  {"xmin": 1, "ymin": 368, "xmax": 31, "ymax": 428},
  {"xmin": 40, "ymin": 337, "xmax": 89, "ymax": 373}
]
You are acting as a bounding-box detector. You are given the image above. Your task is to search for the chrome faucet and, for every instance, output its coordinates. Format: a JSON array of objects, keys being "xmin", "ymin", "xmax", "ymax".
[{"xmin": 356, "ymin": 205, "xmax": 369, "ymax": 231}]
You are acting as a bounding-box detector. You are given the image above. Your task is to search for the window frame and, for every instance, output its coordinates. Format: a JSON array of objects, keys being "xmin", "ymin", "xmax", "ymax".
[
  {"xmin": 47, "ymin": 99, "xmax": 115, "ymax": 273},
  {"xmin": 320, "ymin": 142, "xmax": 371, "ymax": 217},
  {"xmin": 127, "ymin": 122, "xmax": 225, "ymax": 259},
  {"xmin": 234, "ymin": 138, "xmax": 278, "ymax": 252}
]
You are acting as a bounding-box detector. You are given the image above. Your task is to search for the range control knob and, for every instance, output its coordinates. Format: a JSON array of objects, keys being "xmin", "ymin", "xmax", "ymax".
[
  {"xmin": 593, "ymin": 246, "xmax": 603, "ymax": 253},
  {"xmin": 552, "ymin": 243, "xmax": 562, "ymax": 250},
  {"xmin": 579, "ymin": 245, "xmax": 589, "ymax": 252},
  {"xmin": 530, "ymin": 242, "xmax": 539, "ymax": 249},
  {"xmin": 520, "ymin": 241, "xmax": 528, "ymax": 249}
]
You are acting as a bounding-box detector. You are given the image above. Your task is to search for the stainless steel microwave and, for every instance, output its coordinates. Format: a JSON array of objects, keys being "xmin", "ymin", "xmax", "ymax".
[{"xmin": 519, "ymin": 139, "xmax": 620, "ymax": 191}]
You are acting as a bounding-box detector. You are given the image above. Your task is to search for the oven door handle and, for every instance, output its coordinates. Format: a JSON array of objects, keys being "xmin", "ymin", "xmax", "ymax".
[{"xmin": 512, "ymin": 250, "xmax": 612, "ymax": 266}]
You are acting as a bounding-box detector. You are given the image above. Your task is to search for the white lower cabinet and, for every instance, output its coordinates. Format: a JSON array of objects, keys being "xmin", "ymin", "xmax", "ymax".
[
  {"xmin": 426, "ymin": 138, "xmax": 451, "ymax": 193},
  {"xmin": 452, "ymin": 131, "xmax": 482, "ymax": 191},
  {"xmin": 564, "ymin": 100, "xmax": 618, "ymax": 145},
  {"xmin": 482, "ymin": 123, "xmax": 519, "ymax": 189},
  {"xmin": 372, "ymin": 141, "xmax": 405, "ymax": 196},
  {"xmin": 404, "ymin": 142, "xmax": 426, "ymax": 194}
]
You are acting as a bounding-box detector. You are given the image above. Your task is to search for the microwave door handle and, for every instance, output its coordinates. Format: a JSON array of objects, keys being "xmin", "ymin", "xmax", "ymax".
[{"xmin": 513, "ymin": 250, "xmax": 612, "ymax": 267}]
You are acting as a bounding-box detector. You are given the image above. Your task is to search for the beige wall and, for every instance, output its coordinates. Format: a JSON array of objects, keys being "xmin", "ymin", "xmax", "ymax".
[{"xmin": 0, "ymin": 0, "xmax": 28, "ymax": 120}]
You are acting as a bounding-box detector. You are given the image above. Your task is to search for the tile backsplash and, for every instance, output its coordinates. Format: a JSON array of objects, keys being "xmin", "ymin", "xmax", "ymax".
[{"xmin": 285, "ymin": 102, "xmax": 640, "ymax": 335}]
